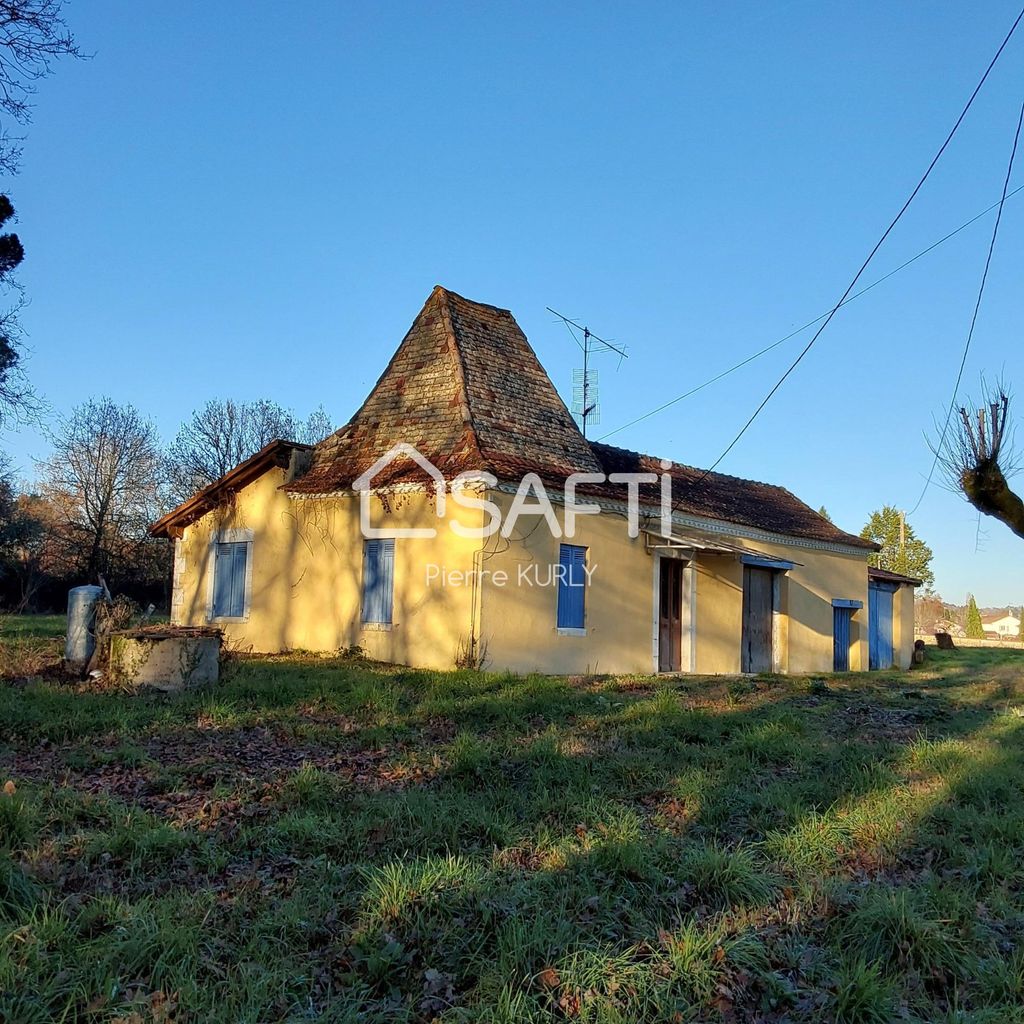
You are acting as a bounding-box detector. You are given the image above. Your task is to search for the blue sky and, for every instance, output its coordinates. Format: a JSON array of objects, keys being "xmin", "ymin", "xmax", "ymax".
[{"xmin": 5, "ymin": 1, "xmax": 1024, "ymax": 604}]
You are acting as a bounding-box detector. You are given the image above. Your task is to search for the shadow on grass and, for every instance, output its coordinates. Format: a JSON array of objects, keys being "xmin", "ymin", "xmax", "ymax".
[{"xmin": 2, "ymin": 647, "xmax": 1024, "ymax": 1022}]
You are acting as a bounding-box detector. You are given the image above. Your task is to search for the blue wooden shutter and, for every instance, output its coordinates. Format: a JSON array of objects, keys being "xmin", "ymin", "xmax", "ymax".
[
  {"xmin": 213, "ymin": 544, "xmax": 231, "ymax": 617},
  {"xmin": 379, "ymin": 539, "xmax": 394, "ymax": 624},
  {"xmin": 213, "ymin": 542, "xmax": 247, "ymax": 617},
  {"xmin": 557, "ymin": 544, "xmax": 586, "ymax": 629},
  {"xmin": 362, "ymin": 540, "xmax": 394, "ymax": 624},
  {"xmin": 362, "ymin": 540, "xmax": 380, "ymax": 622},
  {"xmin": 228, "ymin": 543, "xmax": 247, "ymax": 617}
]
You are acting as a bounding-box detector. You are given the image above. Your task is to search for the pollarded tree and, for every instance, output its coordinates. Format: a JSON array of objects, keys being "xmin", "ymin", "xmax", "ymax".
[
  {"xmin": 965, "ymin": 595, "xmax": 984, "ymax": 640},
  {"xmin": 859, "ymin": 505, "xmax": 935, "ymax": 588},
  {"xmin": 38, "ymin": 397, "xmax": 166, "ymax": 587},
  {"xmin": 939, "ymin": 383, "xmax": 1024, "ymax": 540},
  {"xmin": 164, "ymin": 398, "xmax": 333, "ymax": 506}
]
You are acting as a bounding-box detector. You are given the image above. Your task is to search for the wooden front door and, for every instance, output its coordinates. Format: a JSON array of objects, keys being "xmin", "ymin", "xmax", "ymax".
[
  {"xmin": 742, "ymin": 566, "xmax": 774, "ymax": 673},
  {"xmin": 833, "ymin": 606, "xmax": 853, "ymax": 671},
  {"xmin": 868, "ymin": 583, "xmax": 895, "ymax": 670},
  {"xmin": 658, "ymin": 558, "xmax": 683, "ymax": 672}
]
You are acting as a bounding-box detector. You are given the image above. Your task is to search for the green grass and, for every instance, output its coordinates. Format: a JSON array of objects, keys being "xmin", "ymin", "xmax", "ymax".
[
  {"xmin": 0, "ymin": 614, "xmax": 66, "ymax": 640},
  {"xmin": 2, "ymin": 646, "xmax": 1024, "ymax": 1021}
]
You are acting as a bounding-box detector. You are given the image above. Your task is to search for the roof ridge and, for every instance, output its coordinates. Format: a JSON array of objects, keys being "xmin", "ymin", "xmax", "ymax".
[
  {"xmin": 431, "ymin": 283, "xmax": 514, "ymax": 316},
  {"xmin": 589, "ymin": 439, "xmax": 874, "ymax": 550},
  {"xmin": 435, "ymin": 287, "xmax": 490, "ymax": 472},
  {"xmin": 333, "ymin": 288, "xmax": 445, "ymax": 436},
  {"xmin": 590, "ymin": 439, "xmax": 789, "ymax": 492}
]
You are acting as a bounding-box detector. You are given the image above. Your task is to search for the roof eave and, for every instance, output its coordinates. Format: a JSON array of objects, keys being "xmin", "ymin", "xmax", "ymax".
[
  {"xmin": 868, "ymin": 566, "xmax": 923, "ymax": 587},
  {"xmin": 150, "ymin": 439, "xmax": 311, "ymax": 539}
]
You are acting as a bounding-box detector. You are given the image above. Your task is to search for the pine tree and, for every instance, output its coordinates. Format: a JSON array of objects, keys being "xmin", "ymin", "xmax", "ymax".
[
  {"xmin": 859, "ymin": 506, "xmax": 935, "ymax": 588},
  {"xmin": 965, "ymin": 595, "xmax": 984, "ymax": 640}
]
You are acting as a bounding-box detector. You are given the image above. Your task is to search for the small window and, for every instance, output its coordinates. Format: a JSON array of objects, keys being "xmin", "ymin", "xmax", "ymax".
[
  {"xmin": 362, "ymin": 539, "xmax": 395, "ymax": 624},
  {"xmin": 556, "ymin": 544, "xmax": 587, "ymax": 631},
  {"xmin": 212, "ymin": 541, "xmax": 249, "ymax": 618}
]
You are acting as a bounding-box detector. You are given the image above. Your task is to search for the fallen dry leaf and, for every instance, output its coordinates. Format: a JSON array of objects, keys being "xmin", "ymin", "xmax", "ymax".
[
  {"xmin": 537, "ymin": 967, "xmax": 561, "ymax": 989},
  {"xmin": 3, "ymin": 780, "xmax": 15, "ymax": 795}
]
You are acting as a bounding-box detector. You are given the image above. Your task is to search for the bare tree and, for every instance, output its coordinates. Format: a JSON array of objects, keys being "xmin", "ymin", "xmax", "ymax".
[
  {"xmin": 939, "ymin": 381, "xmax": 1024, "ymax": 539},
  {"xmin": 0, "ymin": 193, "xmax": 36, "ymax": 428},
  {"xmin": 0, "ymin": 451, "xmax": 42, "ymax": 607},
  {"xmin": 302, "ymin": 403, "xmax": 334, "ymax": 447},
  {"xmin": 164, "ymin": 398, "xmax": 333, "ymax": 505},
  {"xmin": 0, "ymin": 3, "xmax": 81, "ymax": 426},
  {"xmin": 0, "ymin": 0, "xmax": 81, "ymax": 175},
  {"xmin": 38, "ymin": 397, "xmax": 166, "ymax": 585}
]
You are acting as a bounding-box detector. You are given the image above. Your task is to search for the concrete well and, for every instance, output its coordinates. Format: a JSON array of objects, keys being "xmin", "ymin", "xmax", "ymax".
[{"xmin": 109, "ymin": 628, "xmax": 222, "ymax": 691}]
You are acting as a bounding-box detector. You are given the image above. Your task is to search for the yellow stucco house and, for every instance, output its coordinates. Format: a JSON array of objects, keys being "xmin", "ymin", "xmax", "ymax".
[{"xmin": 151, "ymin": 286, "xmax": 918, "ymax": 674}]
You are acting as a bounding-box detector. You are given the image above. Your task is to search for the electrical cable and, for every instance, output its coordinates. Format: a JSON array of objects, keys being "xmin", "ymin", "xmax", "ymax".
[
  {"xmin": 695, "ymin": 5, "xmax": 1024, "ymax": 482},
  {"xmin": 596, "ymin": 182, "xmax": 1024, "ymax": 442},
  {"xmin": 908, "ymin": 95, "xmax": 1024, "ymax": 515}
]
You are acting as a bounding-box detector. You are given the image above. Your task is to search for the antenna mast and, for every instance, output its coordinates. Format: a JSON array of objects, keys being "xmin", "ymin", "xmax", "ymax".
[{"xmin": 547, "ymin": 307, "xmax": 628, "ymax": 438}]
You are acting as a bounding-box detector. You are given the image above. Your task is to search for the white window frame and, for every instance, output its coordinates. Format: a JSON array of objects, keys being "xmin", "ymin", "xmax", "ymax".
[{"xmin": 206, "ymin": 527, "xmax": 254, "ymax": 623}]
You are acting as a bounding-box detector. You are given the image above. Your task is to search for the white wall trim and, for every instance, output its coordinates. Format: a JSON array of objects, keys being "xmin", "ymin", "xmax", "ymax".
[
  {"xmin": 651, "ymin": 552, "xmax": 661, "ymax": 673},
  {"xmin": 286, "ymin": 479, "xmax": 872, "ymax": 557},
  {"xmin": 771, "ymin": 571, "xmax": 785, "ymax": 674},
  {"xmin": 684, "ymin": 562, "xmax": 696, "ymax": 673},
  {"xmin": 170, "ymin": 537, "xmax": 184, "ymax": 624}
]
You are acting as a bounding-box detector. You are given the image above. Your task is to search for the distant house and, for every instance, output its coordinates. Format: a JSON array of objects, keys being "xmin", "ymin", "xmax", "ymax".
[
  {"xmin": 151, "ymin": 286, "xmax": 919, "ymax": 673},
  {"xmin": 982, "ymin": 612, "xmax": 1021, "ymax": 639}
]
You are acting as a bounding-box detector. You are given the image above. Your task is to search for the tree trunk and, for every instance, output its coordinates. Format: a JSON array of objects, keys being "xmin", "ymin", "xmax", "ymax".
[{"xmin": 961, "ymin": 461, "xmax": 1024, "ymax": 539}]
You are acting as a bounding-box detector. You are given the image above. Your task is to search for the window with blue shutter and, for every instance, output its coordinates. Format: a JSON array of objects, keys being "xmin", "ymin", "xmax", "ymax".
[
  {"xmin": 361, "ymin": 539, "xmax": 395, "ymax": 624},
  {"xmin": 212, "ymin": 541, "xmax": 248, "ymax": 618},
  {"xmin": 556, "ymin": 544, "xmax": 587, "ymax": 630}
]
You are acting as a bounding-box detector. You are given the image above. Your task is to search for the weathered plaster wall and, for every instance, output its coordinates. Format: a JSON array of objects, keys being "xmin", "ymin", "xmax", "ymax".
[
  {"xmin": 170, "ymin": 474, "xmax": 908, "ymax": 676},
  {"xmin": 893, "ymin": 583, "xmax": 916, "ymax": 670},
  {"xmin": 172, "ymin": 471, "xmax": 481, "ymax": 669},
  {"xmin": 478, "ymin": 491, "xmax": 873, "ymax": 676}
]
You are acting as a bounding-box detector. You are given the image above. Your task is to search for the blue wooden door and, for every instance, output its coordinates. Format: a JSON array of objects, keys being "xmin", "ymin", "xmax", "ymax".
[
  {"xmin": 833, "ymin": 606, "xmax": 853, "ymax": 671},
  {"xmin": 868, "ymin": 583, "xmax": 894, "ymax": 670}
]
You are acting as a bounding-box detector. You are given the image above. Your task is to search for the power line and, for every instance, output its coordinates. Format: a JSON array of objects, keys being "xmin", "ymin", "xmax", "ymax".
[
  {"xmin": 597, "ymin": 181, "xmax": 1024, "ymax": 442},
  {"xmin": 908, "ymin": 96, "xmax": 1024, "ymax": 516},
  {"xmin": 695, "ymin": 4, "xmax": 1024, "ymax": 480}
]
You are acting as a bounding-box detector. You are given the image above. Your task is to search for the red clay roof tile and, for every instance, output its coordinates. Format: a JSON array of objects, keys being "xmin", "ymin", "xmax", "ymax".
[{"xmin": 285, "ymin": 286, "xmax": 872, "ymax": 550}]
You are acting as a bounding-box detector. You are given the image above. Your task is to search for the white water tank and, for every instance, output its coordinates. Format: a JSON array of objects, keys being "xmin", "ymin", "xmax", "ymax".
[{"xmin": 65, "ymin": 585, "xmax": 104, "ymax": 670}]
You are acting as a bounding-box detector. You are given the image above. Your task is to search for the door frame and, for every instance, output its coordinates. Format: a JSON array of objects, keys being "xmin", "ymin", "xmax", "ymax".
[
  {"xmin": 651, "ymin": 551, "xmax": 694, "ymax": 674},
  {"xmin": 740, "ymin": 558, "xmax": 790, "ymax": 674},
  {"xmin": 832, "ymin": 598, "xmax": 863, "ymax": 672}
]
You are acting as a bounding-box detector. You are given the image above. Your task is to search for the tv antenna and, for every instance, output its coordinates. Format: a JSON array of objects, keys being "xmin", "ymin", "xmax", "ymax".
[{"xmin": 547, "ymin": 307, "xmax": 628, "ymax": 438}]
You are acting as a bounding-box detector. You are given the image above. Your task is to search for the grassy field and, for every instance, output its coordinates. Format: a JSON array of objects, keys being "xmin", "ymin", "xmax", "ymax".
[
  {"xmin": 2, "ymin": 643, "xmax": 1024, "ymax": 1023},
  {"xmin": 0, "ymin": 615, "xmax": 66, "ymax": 640}
]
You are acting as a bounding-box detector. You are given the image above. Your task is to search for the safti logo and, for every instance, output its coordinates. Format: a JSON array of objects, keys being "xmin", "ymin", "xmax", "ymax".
[{"xmin": 353, "ymin": 443, "xmax": 674, "ymax": 540}]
